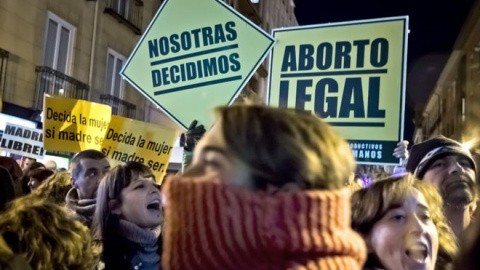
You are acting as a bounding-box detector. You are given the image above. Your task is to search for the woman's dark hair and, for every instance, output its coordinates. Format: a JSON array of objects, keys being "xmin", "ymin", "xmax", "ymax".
[
  {"xmin": 28, "ymin": 169, "xmax": 54, "ymax": 184},
  {"xmin": 351, "ymin": 174, "xmax": 457, "ymax": 270},
  {"xmin": 456, "ymin": 207, "xmax": 480, "ymax": 270},
  {"xmin": 0, "ymin": 157, "xmax": 22, "ymax": 179},
  {"xmin": 92, "ymin": 162, "xmax": 159, "ymax": 270},
  {"xmin": 21, "ymin": 162, "xmax": 45, "ymax": 195},
  {"xmin": 0, "ymin": 166, "xmax": 15, "ymax": 211}
]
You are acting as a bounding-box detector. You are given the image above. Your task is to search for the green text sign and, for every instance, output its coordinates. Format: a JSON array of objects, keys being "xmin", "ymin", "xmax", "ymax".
[
  {"xmin": 122, "ymin": 0, "xmax": 274, "ymax": 129},
  {"xmin": 267, "ymin": 17, "xmax": 408, "ymax": 165}
]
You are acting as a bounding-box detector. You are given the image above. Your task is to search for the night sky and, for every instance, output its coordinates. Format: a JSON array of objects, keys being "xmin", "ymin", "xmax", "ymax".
[{"xmin": 292, "ymin": 0, "xmax": 476, "ymax": 141}]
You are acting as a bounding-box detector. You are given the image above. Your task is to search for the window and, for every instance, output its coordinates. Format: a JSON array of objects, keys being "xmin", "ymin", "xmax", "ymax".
[
  {"xmin": 475, "ymin": 43, "xmax": 480, "ymax": 70},
  {"xmin": 105, "ymin": 49, "xmax": 126, "ymax": 98},
  {"xmin": 43, "ymin": 12, "xmax": 75, "ymax": 74},
  {"xmin": 117, "ymin": 0, "xmax": 130, "ymax": 19}
]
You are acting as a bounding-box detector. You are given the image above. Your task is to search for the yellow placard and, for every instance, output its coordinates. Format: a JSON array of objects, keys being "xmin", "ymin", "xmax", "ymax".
[
  {"xmin": 43, "ymin": 95, "xmax": 112, "ymax": 153},
  {"xmin": 267, "ymin": 17, "xmax": 408, "ymax": 165},
  {"xmin": 101, "ymin": 115, "xmax": 178, "ymax": 183}
]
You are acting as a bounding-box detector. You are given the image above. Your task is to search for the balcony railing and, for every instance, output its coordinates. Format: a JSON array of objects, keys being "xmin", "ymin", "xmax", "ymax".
[
  {"xmin": 105, "ymin": 0, "xmax": 144, "ymax": 35},
  {"xmin": 237, "ymin": 0, "xmax": 261, "ymax": 25},
  {"xmin": 34, "ymin": 66, "xmax": 89, "ymax": 110},
  {"xmin": 100, "ymin": 94, "xmax": 136, "ymax": 119},
  {"xmin": 0, "ymin": 48, "xmax": 9, "ymax": 99}
]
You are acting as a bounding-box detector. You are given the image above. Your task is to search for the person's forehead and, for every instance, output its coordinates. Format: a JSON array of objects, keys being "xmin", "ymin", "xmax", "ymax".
[
  {"xmin": 135, "ymin": 176, "xmax": 155, "ymax": 183},
  {"xmin": 79, "ymin": 158, "xmax": 109, "ymax": 170},
  {"xmin": 434, "ymin": 154, "xmax": 468, "ymax": 162},
  {"xmin": 130, "ymin": 176, "xmax": 159, "ymax": 188},
  {"xmin": 384, "ymin": 189, "xmax": 428, "ymax": 214},
  {"xmin": 407, "ymin": 188, "xmax": 428, "ymax": 207}
]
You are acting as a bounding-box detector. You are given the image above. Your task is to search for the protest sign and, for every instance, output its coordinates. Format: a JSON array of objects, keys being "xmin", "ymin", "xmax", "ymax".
[
  {"xmin": 43, "ymin": 95, "xmax": 112, "ymax": 153},
  {"xmin": 121, "ymin": 0, "xmax": 274, "ymax": 130},
  {"xmin": 1, "ymin": 123, "xmax": 45, "ymax": 159},
  {"xmin": 267, "ymin": 17, "xmax": 408, "ymax": 165},
  {"xmin": 101, "ymin": 115, "xmax": 178, "ymax": 183}
]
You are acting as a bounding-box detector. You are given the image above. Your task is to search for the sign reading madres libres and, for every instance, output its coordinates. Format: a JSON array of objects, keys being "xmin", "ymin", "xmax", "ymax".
[
  {"xmin": 267, "ymin": 17, "xmax": 408, "ymax": 165},
  {"xmin": 121, "ymin": 0, "xmax": 274, "ymax": 130},
  {"xmin": 1, "ymin": 123, "xmax": 45, "ymax": 160}
]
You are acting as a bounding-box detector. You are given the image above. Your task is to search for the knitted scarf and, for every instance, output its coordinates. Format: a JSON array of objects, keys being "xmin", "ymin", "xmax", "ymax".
[
  {"xmin": 118, "ymin": 219, "xmax": 161, "ymax": 269},
  {"xmin": 65, "ymin": 188, "xmax": 96, "ymax": 227},
  {"xmin": 162, "ymin": 175, "xmax": 366, "ymax": 270}
]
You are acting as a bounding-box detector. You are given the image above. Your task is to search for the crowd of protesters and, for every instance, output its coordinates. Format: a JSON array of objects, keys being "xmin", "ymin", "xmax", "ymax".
[{"xmin": 0, "ymin": 104, "xmax": 479, "ymax": 269}]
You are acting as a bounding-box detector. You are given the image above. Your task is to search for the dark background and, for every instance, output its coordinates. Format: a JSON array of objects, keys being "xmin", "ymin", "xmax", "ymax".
[{"xmin": 292, "ymin": 0, "xmax": 476, "ymax": 142}]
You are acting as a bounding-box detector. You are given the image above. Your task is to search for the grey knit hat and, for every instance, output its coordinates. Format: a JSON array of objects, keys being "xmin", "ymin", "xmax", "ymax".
[{"xmin": 406, "ymin": 136, "xmax": 476, "ymax": 179}]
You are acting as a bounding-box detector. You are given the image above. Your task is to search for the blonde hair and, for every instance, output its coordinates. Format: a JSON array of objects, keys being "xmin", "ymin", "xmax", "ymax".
[
  {"xmin": 351, "ymin": 174, "xmax": 457, "ymax": 270},
  {"xmin": 31, "ymin": 171, "xmax": 73, "ymax": 205},
  {"xmin": 217, "ymin": 105, "xmax": 355, "ymax": 190},
  {"xmin": 0, "ymin": 196, "xmax": 100, "ymax": 270}
]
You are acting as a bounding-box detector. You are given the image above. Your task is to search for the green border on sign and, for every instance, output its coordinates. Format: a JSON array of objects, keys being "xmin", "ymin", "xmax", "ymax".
[
  {"xmin": 121, "ymin": 0, "xmax": 275, "ymax": 130},
  {"xmin": 267, "ymin": 16, "xmax": 409, "ymax": 166}
]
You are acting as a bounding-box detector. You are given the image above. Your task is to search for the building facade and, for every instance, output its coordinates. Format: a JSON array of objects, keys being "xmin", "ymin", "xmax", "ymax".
[
  {"xmin": 413, "ymin": 0, "xmax": 480, "ymax": 145},
  {"xmin": 224, "ymin": 0, "xmax": 298, "ymax": 103},
  {"xmin": 0, "ymin": 0, "xmax": 297, "ymax": 168},
  {"xmin": 0, "ymin": 0, "xmax": 172, "ymax": 127}
]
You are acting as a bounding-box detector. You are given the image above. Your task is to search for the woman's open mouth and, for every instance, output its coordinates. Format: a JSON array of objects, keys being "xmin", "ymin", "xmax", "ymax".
[
  {"xmin": 147, "ymin": 199, "xmax": 161, "ymax": 211},
  {"xmin": 405, "ymin": 244, "xmax": 428, "ymax": 263}
]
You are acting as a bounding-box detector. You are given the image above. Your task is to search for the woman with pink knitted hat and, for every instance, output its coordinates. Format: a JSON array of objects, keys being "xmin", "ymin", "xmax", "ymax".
[{"xmin": 162, "ymin": 104, "xmax": 367, "ymax": 270}]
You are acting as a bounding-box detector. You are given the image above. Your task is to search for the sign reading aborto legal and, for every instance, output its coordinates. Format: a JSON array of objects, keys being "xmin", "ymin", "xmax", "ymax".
[
  {"xmin": 267, "ymin": 17, "xmax": 408, "ymax": 165},
  {"xmin": 121, "ymin": 0, "xmax": 274, "ymax": 130}
]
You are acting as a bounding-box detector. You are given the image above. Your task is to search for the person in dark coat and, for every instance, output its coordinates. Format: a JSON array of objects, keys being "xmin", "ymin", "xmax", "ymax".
[{"xmin": 0, "ymin": 166, "xmax": 15, "ymax": 212}]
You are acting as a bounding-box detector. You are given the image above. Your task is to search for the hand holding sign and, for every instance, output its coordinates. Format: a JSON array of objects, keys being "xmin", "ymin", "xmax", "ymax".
[
  {"xmin": 393, "ymin": 140, "xmax": 409, "ymax": 160},
  {"xmin": 180, "ymin": 120, "xmax": 206, "ymax": 152}
]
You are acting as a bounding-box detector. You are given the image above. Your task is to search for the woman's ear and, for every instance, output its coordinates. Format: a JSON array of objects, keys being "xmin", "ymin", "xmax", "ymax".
[
  {"xmin": 109, "ymin": 199, "xmax": 122, "ymax": 215},
  {"xmin": 71, "ymin": 176, "xmax": 77, "ymax": 188},
  {"xmin": 469, "ymin": 200, "xmax": 477, "ymax": 218}
]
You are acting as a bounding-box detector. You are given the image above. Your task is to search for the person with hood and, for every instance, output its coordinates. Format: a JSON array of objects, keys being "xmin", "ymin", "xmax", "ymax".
[
  {"xmin": 0, "ymin": 157, "xmax": 24, "ymax": 198},
  {"xmin": 0, "ymin": 167, "xmax": 15, "ymax": 212}
]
